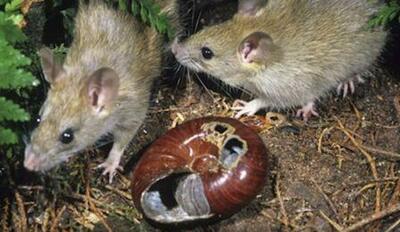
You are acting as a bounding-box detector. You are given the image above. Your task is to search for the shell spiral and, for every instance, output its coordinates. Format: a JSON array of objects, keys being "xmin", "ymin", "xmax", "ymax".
[{"xmin": 131, "ymin": 117, "xmax": 270, "ymax": 223}]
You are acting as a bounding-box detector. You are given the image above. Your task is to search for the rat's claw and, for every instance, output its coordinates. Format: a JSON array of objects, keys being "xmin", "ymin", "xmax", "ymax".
[
  {"xmin": 231, "ymin": 99, "xmax": 266, "ymax": 118},
  {"xmin": 96, "ymin": 161, "xmax": 123, "ymax": 183},
  {"xmin": 231, "ymin": 99, "xmax": 248, "ymax": 110},
  {"xmin": 296, "ymin": 102, "xmax": 319, "ymax": 122},
  {"xmin": 337, "ymin": 75, "xmax": 364, "ymax": 98},
  {"xmin": 235, "ymin": 107, "xmax": 259, "ymax": 119}
]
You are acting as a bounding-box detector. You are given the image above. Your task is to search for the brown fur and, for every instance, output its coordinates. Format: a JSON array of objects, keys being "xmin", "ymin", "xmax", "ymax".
[
  {"xmin": 25, "ymin": 1, "xmax": 176, "ymax": 172},
  {"xmin": 173, "ymin": 0, "xmax": 387, "ymax": 109}
]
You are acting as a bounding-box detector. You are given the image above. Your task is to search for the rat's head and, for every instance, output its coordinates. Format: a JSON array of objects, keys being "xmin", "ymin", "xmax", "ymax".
[
  {"xmin": 171, "ymin": 0, "xmax": 279, "ymax": 84},
  {"xmin": 24, "ymin": 48, "xmax": 120, "ymax": 172}
]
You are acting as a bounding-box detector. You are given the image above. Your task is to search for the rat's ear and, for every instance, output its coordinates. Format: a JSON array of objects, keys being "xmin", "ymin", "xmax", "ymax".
[
  {"xmin": 87, "ymin": 67, "xmax": 120, "ymax": 115},
  {"xmin": 38, "ymin": 47, "xmax": 64, "ymax": 84},
  {"xmin": 238, "ymin": 0, "xmax": 266, "ymax": 16},
  {"xmin": 238, "ymin": 31, "xmax": 273, "ymax": 64}
]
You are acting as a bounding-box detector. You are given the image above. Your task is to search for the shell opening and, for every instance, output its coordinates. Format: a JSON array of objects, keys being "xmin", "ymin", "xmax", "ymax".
[
  {"xmin": 220, "ymin": 136, "xmax": 247, "ymax": 169},
  {"xmin": 141, "ymin": 173, "xmax": 213, "ymax": 223}
]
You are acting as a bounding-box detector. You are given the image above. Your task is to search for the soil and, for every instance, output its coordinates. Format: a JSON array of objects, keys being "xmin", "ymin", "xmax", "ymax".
[{"xmin": 3, "ymin": 1, "xmax": 400, "ymax": 232}]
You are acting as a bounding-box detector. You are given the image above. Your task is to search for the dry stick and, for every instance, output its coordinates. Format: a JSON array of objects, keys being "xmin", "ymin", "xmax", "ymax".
[
  {"xmin": 319, "ymin": 211, "xmax": 344, "ymax": 231},
  {"xmin": 84, "ymin": 161, "xmax": 113, "ymax": 232},
  {"xmin": 1, "ymin": 199, "xmax": 10, "ymax": 232},
  {"xmin": 50, "ymin": 206, "xmax": 66, "ymax": 232},
  {"xmin": 105, "ymin": 185, "xmax": 132, "ymax": 200},
  {"xmin": 317, "ymin": 126, "xmax": 334, "ymax": 153},
  {"xmin": 311, "ymin": 178, "xmax": 340, "ymax": 222},
  {"xmin": 15, "ymin": 191, "xmax": 28, "ymax": 232},
  {"xmin": 261, "ymin": 210, "xmax": 299, "ymax": 230},
  {"xmin": 340, "ymin": 143, "xmax": 400, "ymax": 161},
  {"xmin": 385, "ymin": 217, "xmax": 400, "ymax": 232},
  {"xmin": 393, "ymin": 96, "xmax": 400, "ymax": 119},
  {"xmin": 336, "ymin": 119, "xmax": 381, "ymax": 213},
  {"xmin": 341, "ymin": 102, "xmax": 362, "ymax": 145},
  {"xmin": 361, "ymin": 145, "xmax": 400, "ymax": 161},
  {"xmin": 276, "ymin": 173, "xmax": 289, "ymax": 232},
  {"xmin": 347, "ymin": 177, "xmax": 399, "ymax": 187},
  {"xmin": 341, "ymin": 203, "xmax": 400, "ymax": 232},
  {"xmin": 86, "ymin": 186, "xmax": 113, "ymax": 232},
  {"xmin": 41, "ymin": 207, "xmax": 51, "ymax": 232},
  {"xmin": 389, "ymin": 179, "xmax": 400, "ymax": 206}
]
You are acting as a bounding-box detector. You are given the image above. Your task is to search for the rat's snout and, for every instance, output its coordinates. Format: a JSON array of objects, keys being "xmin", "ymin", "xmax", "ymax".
[
  {"xmin": 171, "ymin": 37, "xmax": 180, "ymax": 55},
  {"xmin": 171, "ymin": 37, "xmax": 187, "ymax": 58},
  {"xmin": 24, "ymin": 145, "xmax": 43, "ymax": 171}
]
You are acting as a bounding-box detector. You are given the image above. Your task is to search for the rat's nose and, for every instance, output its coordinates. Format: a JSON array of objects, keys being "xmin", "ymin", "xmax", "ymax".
[
  {"xmin": 24, "ymin": 145, "xmax": 40, "ymax": 171},
  {"xmin": 171, "ymin": 37, "xmax": 181, "ymax": 56}
]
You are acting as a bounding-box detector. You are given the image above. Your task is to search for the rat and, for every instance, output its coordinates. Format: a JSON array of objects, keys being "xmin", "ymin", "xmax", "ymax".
[
  {"xmin": 171, "ymin": 0, "xmax": 387, "ymax": 121},
  {"xmin": 24, "ymin": 0, "xmax": 178, "ymax": 183}
]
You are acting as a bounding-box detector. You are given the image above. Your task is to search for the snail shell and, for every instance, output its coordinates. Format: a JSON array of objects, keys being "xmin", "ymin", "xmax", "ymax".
[{"xmin": 131, "ymin": 117, "xmax": 270, "ymax": 223}]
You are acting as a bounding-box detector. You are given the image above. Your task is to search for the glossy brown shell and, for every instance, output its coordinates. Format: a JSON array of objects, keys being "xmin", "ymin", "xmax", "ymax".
[{"xmin": 131, "ymin": 117, "xmax": 269, "ymax": 223}]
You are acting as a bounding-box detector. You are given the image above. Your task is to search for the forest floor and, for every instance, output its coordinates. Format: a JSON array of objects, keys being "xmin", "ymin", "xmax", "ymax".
[
  {"xmin": 3, "ymin": 1, "xmax": 400, "ymax": 232},
  {"xmin": 9, "ymin": 56, "xmax": 400, "ymax": 232}
]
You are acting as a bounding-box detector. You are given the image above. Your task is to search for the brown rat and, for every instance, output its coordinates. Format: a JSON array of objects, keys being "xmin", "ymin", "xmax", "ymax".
[
  {"xmin": 24, "ymin": 0, "xmax": 177, "ymax": 182},
  {"xmin": 171, "ymin": 0, "xmax": 387, "ymax": 120}
]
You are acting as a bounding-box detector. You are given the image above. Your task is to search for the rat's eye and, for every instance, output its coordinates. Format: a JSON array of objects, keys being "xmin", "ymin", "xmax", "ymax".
[
  {"xmin": 60, "ymin": 128, "xmax": 74, "ymax": 144},
  {"xmin": 33, "ymin": 116, "xmax": 41, "ymax": 127},
  {"xmin": 201, "ymin": 47, "xmax": 214, "ymax": 60}
]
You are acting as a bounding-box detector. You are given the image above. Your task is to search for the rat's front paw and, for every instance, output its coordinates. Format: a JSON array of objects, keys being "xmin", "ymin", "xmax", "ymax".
[
  {"xmin": 231, "ymin": 99, "xmax": 266, "ymax": 118},
  {"xmin": 296, "ymin": 101, "xmax": 319, "ymax": 122},
  {"xmin": 336, "ymin": 74, "xmax": 364, "ymax": 98},
  {"xmin": 97, "ymin": 160, "xmax": 123, "ymax": 183}
]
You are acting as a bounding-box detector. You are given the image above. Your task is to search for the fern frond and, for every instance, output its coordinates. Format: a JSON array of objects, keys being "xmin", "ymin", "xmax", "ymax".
[
  {"xmin": 0, "ymin": 97, "xmax": 30, "ymax": 122},
  {"xmin": 0, "ymin": 126, "xmax": 18, "ymax": 145},
  {"xmin": 369, "ymin": 0, "xmax": 400, "ymax": 28},
  {"xmin": 0, "ymin": 40, "xmax": 37, "ymax": 89},
  {"xmin": 126, "ymin": 0, "xmax": 175, "ymax": 39}
]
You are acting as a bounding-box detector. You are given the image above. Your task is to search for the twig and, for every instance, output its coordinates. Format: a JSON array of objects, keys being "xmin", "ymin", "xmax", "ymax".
[
  {"xmin": 311, "ymin": 178, "xmax": 339, "ymax": 221},
  {"xmin": 15, "ymin": 191, "xmax": 28, "ymax": 232},
  {"xmin": 319, "ymin": 211, "xmax": 344, "ymax": 231},
  {"xmin": 41, "ymin": 207, "xmax": 51, "ymax": 232},
  {"xmin": 1, "ymin": 198, "xmax": 9, "ymax": 232},
  {"xmin": 86, "ymin": 187, "xmax": 113, "ymax": 231},
  {"xmin": 276, "ymin": 173, "xmax": 289, "ymax": 231},
  {"xmin": 346, "ymin": 177, "xmax": 399, "ymax": 187},
  {"xmin": 355, "ymin": 183, "xmax": 376, "ymax": 197},
  {"xmin": 318, "ymin": 126, "xmax": 334, "ymax": 153},
  {"xmin": 394, "ymin": 96, "xmax": 400, "ymax": 120},
  {"xmin": 85, "ymin": 160, "xmax": 113, "ymax": 232},
  {"xmin": 385, "ymin": 217, "xmax": 400, "ymax": 232},
  {"xmin": 17, "ymin": 185, "xmax": 44, "ymax": 191},
  {"xmin": 361, "ymin": 144, "xmax": 400, "ymax": 161},
  {"xmin": 336, "ymin": 118, "xmax": 381, "ymax": 213},
  {"xmin": 261, "ymin": 210, "xmax": 299, "ymax": 230},
  {"xmin": 50, "ymin": 206, "xmax": 66, "ymax": 232},
  {"xmin": 342, "ymin": 203, "xmax": 400, "ymax": 232},
  {"xmin": 389, "ymin": 179, "xmax": 400, "ymax": 207},
  {"xmin": 105, "ymin": 185, "xmax": 132, "ymax": 200}
]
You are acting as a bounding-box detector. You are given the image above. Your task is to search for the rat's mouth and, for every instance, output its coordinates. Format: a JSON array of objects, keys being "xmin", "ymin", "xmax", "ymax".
[
  {"xmin": 177, "ymin": 57, "xmax": 204, "ymax": 72},
  {"xmin": 24, "ymin": 144, "xmax": 75, "ymax": 172}
]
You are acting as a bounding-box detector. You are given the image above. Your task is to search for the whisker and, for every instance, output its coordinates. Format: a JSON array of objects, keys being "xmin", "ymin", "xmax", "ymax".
[{"xmin": 191, "ymin": 72, "xmax": 217, "ymax": 101}]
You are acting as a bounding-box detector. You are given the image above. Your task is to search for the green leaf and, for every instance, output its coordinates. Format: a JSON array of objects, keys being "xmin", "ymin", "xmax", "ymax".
[
  {"xmin": 131, "ymin": 1, "xmax": 139, "ymax": 14},
  {"xmin": 0, "ymin": 0, "xmax": 10, "ymax": 5},
  {"xmin": 0, "ymin": 126, "xmax": 18, "ymax": 145},
  {"xmin": 118, "ymin": 0, "xmax": 127, "ymax": 11},
  {"xmin": 0, "ymin": 12, "xmax": 26, "ymax": 44},
  {"xmin": 369, "ymin": 0, "xmax": 400, "ymax": 28},
  {"xmin": 128, "ymin": 0, "xmax": 175, "ymax": 39},
  {"xmin": 0, "ymin": 39, "xmax": 38, "ymax": 89},
  {"xmin": 4, "ymin": 0, "xmax": 22, "ymax": 13},
  {"xmin": 0, "ymin": 97, "xmax": 30, "ymax": 122}
]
